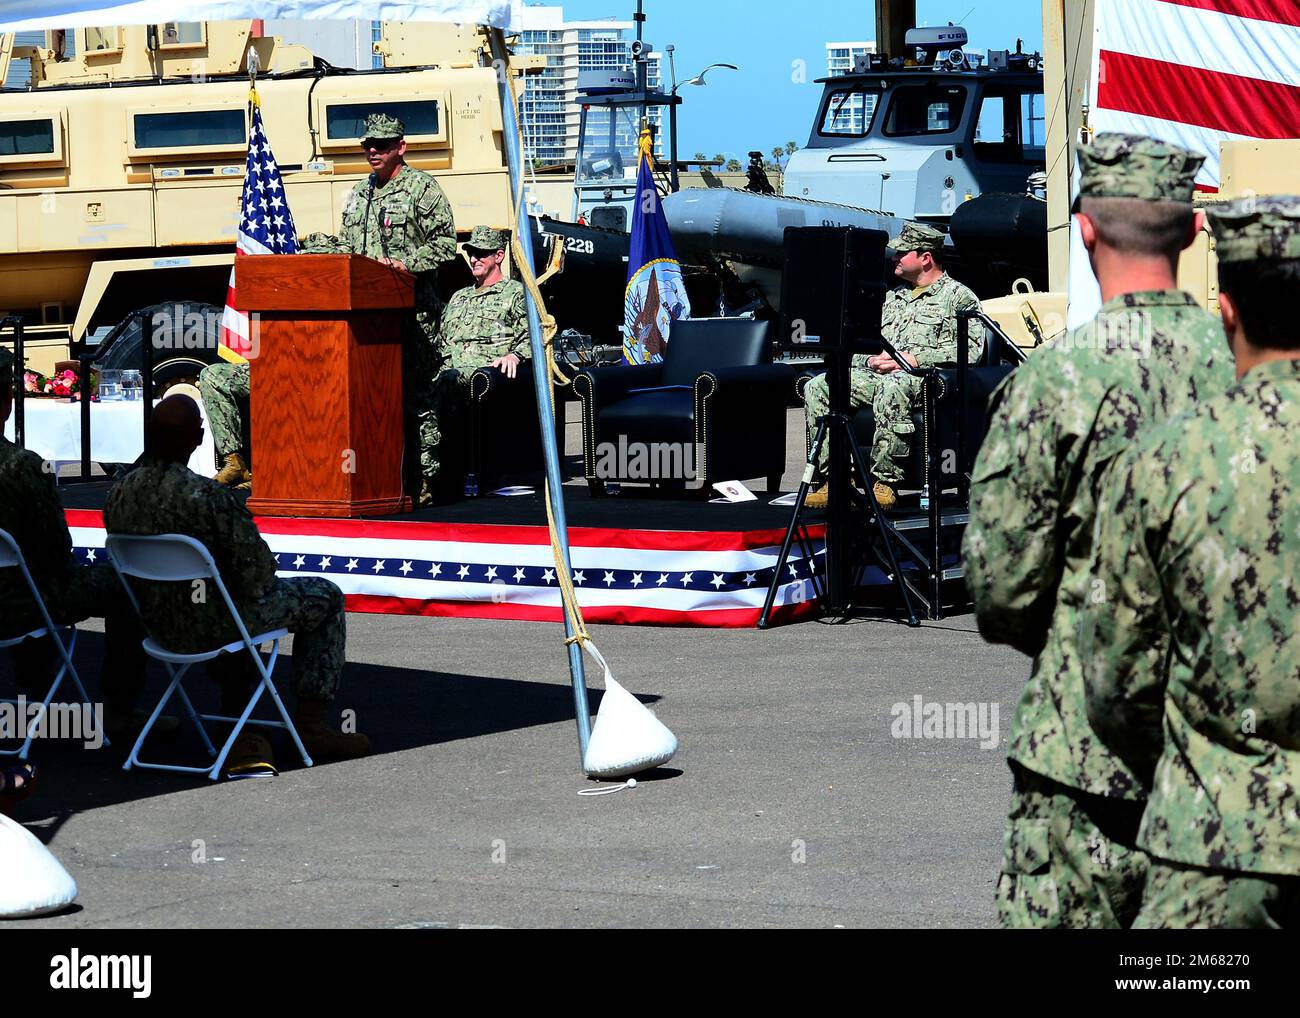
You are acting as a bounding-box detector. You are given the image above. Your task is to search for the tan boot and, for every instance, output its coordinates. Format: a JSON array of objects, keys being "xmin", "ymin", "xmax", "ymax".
[
  {"xmin": 223, "ymin": 732, "xmax": 278, "ymax": 780},
  {"xmin": 872, "ymin": 481, "xmax": 897, "ymax": 510},
  {"xmin": 803, "ymin": 484, "xmax": 828, "ymax": 510},
  {"xmin": 214, "ymin": 452, "xmax": 248, "ymax": 487},
  {"xmin": 294, "ymin": 698, "xmax": 370, "ymax": 762}
]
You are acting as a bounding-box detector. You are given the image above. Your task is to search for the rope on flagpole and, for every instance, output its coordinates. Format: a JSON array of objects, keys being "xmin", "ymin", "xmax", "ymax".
[
  {"xmin": 500, "ymin": 51, "xmax": 580, "ymax": 391},
  {"xmin": 494, "ymin": 32, "xmax": 593, "ymax": 656}
]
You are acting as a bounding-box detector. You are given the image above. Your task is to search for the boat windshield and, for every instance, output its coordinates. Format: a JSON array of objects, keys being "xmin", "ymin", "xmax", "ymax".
[
  {"xmin": 817, "ymin": 85, "xmax": 882, "ymax": 138},
  {"xmin": 576, "ymin": 104, "xmax": 645, "ymax": 184},
  {"xmin": 881, "ymin": 84, "xmax": 969, "ymax": 137}
]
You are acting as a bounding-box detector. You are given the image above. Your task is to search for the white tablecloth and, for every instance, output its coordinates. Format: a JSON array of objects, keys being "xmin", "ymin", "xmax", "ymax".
[{"xmin": 3, "ymin": 399, "xmax": 217, "ymax": 479}]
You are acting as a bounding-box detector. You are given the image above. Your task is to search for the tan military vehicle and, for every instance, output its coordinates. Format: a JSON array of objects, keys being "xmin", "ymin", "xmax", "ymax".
[{"xmin": 0, "ymin": 19, "xmax": 536, "ymax": 390}]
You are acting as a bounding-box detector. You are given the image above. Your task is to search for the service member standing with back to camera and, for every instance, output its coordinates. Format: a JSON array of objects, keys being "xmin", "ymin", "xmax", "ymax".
[
  {"xmin": 1082, "ymin": 196, "xmax": 1300, "ymax": 929},
  {"xmin": 962, "ymin": 133, "xmax": 1234, "ymax": 928}
]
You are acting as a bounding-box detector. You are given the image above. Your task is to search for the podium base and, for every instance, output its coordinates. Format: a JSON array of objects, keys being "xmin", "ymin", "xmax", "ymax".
[{"xmin": 245, "ymin": 494, "xmax": 414, "ymax": 519}]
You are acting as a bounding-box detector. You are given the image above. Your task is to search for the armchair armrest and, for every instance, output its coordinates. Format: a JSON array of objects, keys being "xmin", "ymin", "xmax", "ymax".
[
  {"xmin": 470, "ymin": 359, "xmax": 536, "ymax": 400},
  {"xmin": 696, "ymin": 363, "xmax": 797, "ymax": 410},
  {"xmin": 574, "ymin": 362, "xmax": 664, "ymax": 413}
]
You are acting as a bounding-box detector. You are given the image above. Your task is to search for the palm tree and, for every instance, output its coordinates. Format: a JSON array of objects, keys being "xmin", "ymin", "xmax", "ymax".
[
  {"xmin": 785, "ymin": 140, "xmax": 798, "ymax": 156},
  {"xmin": 713, "ymin": 152, "xmax": 726, "ymax": 165},
  {"xmin": 771, "ymin": 146, "xmax": 785, "ymax": 169},
  {"xmin": 725, "ymin": 158, "xmax": 742, "ymax": 172}
]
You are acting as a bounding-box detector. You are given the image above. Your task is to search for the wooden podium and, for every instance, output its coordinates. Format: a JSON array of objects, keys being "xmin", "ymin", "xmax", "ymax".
[{"xmin": 236, "ymin": 254, "xmax": 415, "ymax": 518}]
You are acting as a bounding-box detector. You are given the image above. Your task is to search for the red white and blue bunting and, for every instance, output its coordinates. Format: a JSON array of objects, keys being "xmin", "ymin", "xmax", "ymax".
[{"xmin": 67, "ymin": 510, "xmax": 825, "ymax": 628}]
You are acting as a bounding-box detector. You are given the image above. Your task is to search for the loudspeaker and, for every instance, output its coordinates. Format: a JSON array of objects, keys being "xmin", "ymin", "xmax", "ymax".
[{"xmin": 778, "ymin": 226, "xmax": 890, "ymax": 352}]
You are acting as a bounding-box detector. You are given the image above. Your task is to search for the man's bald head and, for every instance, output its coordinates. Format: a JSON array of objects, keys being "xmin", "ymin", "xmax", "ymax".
[{"xmin": 150, "ymin": 395, "xmax": 203, "ymax": 464}]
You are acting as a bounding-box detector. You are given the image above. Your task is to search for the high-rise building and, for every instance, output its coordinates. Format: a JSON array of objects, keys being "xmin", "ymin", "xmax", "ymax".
[
  {"xmin": 516, "ymin": 5, "xmax": 663, "ymax": 167},
  {"xmin": 825, "ymin": 41, "xmax": 877, "ymax": 133}
]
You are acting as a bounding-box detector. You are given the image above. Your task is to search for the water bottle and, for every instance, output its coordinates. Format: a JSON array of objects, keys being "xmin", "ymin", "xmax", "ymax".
[
  {"xmin": 920, "ymin": 484, "xmax": 930, "ymax": 512},
  {"xmin": 464, "ymin": 472, "xmax": 479, "ymax": 498}
]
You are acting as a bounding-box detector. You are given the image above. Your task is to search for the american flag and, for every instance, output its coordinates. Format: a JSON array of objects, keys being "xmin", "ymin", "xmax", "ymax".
[
  {"xmin": 1092, "ymin": 0, "xmax": 1300, "ymax": 189},
  {"xmin": 220, "ymin": 92, "xmax": 299, "ymax": 357}
]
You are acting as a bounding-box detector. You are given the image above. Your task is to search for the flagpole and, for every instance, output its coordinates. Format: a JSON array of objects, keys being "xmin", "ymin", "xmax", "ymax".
[{"xmin": 487, "ymin": 28, "xmax": 591, "ymax": 762}]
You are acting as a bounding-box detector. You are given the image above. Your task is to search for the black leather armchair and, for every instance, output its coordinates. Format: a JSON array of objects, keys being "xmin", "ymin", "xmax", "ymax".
[
  {"xmin": 468, "ymin": 360, "xmax": 546, "ymax": 491},
  {"xmin": 575, "ymin": 318, "xmax": 794, "ymax": 495}
]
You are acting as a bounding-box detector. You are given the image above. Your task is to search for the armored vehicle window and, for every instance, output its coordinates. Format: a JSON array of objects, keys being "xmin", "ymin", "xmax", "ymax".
[
  {"xmin": 133, "ymin": 110, "xmax": 244, "ymax": 150},
  {"xmin": 326, "ymin": 101, "xmax": 440, "ymax": 140},
  {"xmin": 0, "ymin": 119, "xmax": 55, "ymax": 156},
  {"xmin": 972, "ymin": 87, "xmax": 1046, "ymax": 164},
  {"xmin": 881, "ymin": 85, "xmax": 967, "ymax": 137},
  {"xmin": 818, "ymin": 86, "xmax": 881, "ymax": 137}
]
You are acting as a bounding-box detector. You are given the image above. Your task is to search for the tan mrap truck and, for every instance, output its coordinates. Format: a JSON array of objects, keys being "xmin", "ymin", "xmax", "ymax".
[{"xmin": 0, "ymin": 19, "xmax": 540, "ymax": 392}]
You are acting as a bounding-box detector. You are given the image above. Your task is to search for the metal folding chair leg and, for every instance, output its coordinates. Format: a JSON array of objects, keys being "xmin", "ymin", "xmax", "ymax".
[{"xmin": 1, "ymin": 628, "xmax": 105, "ymax": 760}]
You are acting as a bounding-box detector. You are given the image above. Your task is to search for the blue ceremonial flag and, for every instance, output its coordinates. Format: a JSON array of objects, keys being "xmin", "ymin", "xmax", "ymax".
[
  {"xmin": 220, "ymin": 89, "xmax": 299, "ymax": 360},
  {"xmin": 623, "ymin": 127, "xmax": 690, "ymax": 365}
]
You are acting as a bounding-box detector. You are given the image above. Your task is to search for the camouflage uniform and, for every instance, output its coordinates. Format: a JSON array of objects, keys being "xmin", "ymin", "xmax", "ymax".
[
  {"xmin": 962, "ymin": 134, "xmax": 1233, "ymax": 928},
  {"xmin": 197, "ymin": 361, "xmax": 250, "ymax": 461},
  {"xmin": 425, "ymin": 225, "xmax": 529, "ymax": 483},
  {"xmin": 0, "ymin": 348, "xmax": 145, "ymax": 706},
  {"xmin": 103, "ymin": 459, "xmax": 345, "ymax": 701},
  {"xmin": 1082, "ymin": 197, "xmax": 1300, "ymax": 929},
  {"xmin": 338, "ymin": 113, "xmax": 459, "ymax": 491},
  {"xmin": 803, "ymin": 223, "xmax": 981, "ymax": 484}
]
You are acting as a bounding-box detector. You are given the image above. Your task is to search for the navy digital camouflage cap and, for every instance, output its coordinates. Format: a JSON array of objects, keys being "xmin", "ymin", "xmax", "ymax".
[
  {"xmin": 363, "ymin": 113, "xmax": 405, "ymax": 140},
  {"xmin": 1077, "ymin": 133, "xmax": 1204, "ymax": 203},
  {"xmin": 1207, "ymin": 194, "xmax": 1300, "ymax": 264},
  {"xmin": 887, "ymin": 221, "xmax": 945, "ymax": 253},
  {"xmin": 467, "ymin": 225, "xmax": 509, "ymax": 251}
]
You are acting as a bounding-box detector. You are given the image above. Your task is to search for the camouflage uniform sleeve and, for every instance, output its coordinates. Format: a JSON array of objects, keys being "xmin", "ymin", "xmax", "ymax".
[
  {"xmin": 1079, "ymin": 446, "xmax": 1171, "ymax": 783},
  {"xmin": 962, "ymin": 364, "xmax": 1061, "ymax": 656},
  {"xmin": 20, "ymin": 452, "xmax": 75, "ymax": 578},
  {"xmin": 507, "ymin": 282, "xmax": 530, "ymax": 357},
  {"xmin": 207, "ymin": 488, "xmax": 279, "ymax": 600},
  {"xmin": 337, "ymin": 184, "xmax": 366, "ymax": 254},
  {"xmin": 404, "ymin": 177, "xmax": 458, "ymax": 273}
]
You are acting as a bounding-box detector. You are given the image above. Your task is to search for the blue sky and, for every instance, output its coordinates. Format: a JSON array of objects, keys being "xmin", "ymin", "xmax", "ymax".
[{"xmin": 543, "ymin": 0, "xmax": 1046, "ymax": 161}]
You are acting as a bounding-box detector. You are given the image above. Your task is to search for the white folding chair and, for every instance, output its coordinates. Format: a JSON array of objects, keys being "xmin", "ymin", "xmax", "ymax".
[
  {"xmin": 106, "ymin": 533, "xmax": 312, "ymax": 780},
  {"xmin": 0, "ymin": 528, "xmax": 102, "ymax": 760}
]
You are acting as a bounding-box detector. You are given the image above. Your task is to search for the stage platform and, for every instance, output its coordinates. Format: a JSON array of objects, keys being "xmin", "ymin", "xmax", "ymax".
[{"xmin": 60, "ymin": 481, "xmax": 835, "ymax": 628}]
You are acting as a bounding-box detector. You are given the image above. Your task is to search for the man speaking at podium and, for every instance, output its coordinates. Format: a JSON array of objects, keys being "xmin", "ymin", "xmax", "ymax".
[{"xmin": 339, "ymin": 113, "xmax": 459, "ymax": 504}]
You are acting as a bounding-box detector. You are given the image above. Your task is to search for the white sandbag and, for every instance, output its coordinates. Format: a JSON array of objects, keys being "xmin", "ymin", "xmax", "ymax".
[
  {"xmin": 0, "ymin": 812, "xmax": 78, "ymax": 918},
  {"xmin": 582, "ymin": 644, "xmax": 678, "ymax": 778}
]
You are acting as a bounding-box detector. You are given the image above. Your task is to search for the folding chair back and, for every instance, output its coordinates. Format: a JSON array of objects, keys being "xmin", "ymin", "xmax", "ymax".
[
  {"xmin": 104, "ymin": 532, "xmax": 310, "ymax": 780},
  {"xmin": 0, "ymin": 528, "xmax": 97, "ymax": 759},
  {"xmin": 105, "ymin": 533, "xmax": 257, "ymax": 653}
]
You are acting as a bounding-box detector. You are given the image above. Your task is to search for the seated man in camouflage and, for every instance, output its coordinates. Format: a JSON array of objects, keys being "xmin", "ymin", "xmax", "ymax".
[
  {"xmin": 802, "ymin": 222, "xmax": 981, "ymax": 510},
  {"xmin": 425, "ymin": 225, "xmax": 530, "ymax": 499},
  {"xmin": 104, "ymin": 396, "xmax": 368, "ymax": 776},
  {"xmin": 0, "ymin": 348, "xmax": 151, "ymax": 737}
]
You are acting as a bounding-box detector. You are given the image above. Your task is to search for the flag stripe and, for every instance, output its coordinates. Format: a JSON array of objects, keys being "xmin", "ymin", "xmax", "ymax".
[
  {"xmin": 1157, "ymin": 0, "xmax": 1300, "ymax": 28},
  {"xmin": 1097, "ymin": 51, "xmax": 1300, "ymax": 140},
  {"xmin": 1097, "ymin": 0, "xmax": 1300, "ymax": 87},
  {"xmin": 1089, "ymin": 107, "xmax": 1258, "ymax": 184}
]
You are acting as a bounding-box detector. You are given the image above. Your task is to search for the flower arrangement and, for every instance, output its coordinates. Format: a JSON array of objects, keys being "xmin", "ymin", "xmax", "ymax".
[{"xmin": 22, "ymin": 367, "xmax": 97, "ymax": 400}]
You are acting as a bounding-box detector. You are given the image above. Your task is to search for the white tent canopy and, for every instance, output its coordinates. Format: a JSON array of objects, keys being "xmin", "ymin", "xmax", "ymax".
[{"xmin": 0, "ymin": 0, "xmax": 518, "ymax": 32}]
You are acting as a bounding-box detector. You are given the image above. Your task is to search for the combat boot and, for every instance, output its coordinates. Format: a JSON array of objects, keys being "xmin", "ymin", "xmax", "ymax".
[
  {"xmin": 293, "ymin": 698, "xmax": 371, "ymax": 761},
  {"xmin": 214, "ymin": 452, "xmax": 248, "ymax": 487},
  {"xmin": 803, "ymin": 485, "xmax": 829, "ymax": 510},
  {"xmin": 872, "ymin": 481, "xmax": 897, "ymax": 510}
]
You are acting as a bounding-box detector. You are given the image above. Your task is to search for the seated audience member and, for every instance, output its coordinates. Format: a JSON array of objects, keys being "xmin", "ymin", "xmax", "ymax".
[
  {"xmin": 104, "ymin": 395, "xmax": 368, "ymax": 777},
  {"xmin": 802, "ymin": 222, "xmax": 981, "ymax": 510},
  {"xmin": 424, "ymin": 225, "xmax": 530, "ymax": 499},
  {"xmin": 0, "ymin": 347, "xmax": 152, "ymax": 738}
]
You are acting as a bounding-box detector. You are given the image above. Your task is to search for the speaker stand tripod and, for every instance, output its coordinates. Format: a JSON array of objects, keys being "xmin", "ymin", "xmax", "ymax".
[{"xmin": 757, "ymin": 405, "xmax": 921, "ymax": 630}]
